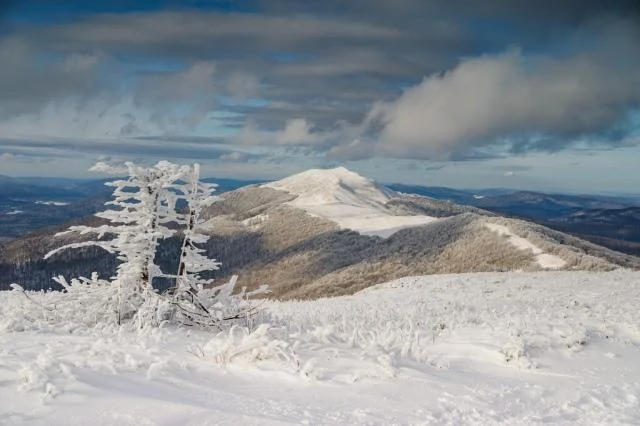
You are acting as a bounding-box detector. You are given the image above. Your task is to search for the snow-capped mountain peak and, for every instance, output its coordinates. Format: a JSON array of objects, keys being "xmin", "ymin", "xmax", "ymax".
[
  {"xmin": 263, "ymin": 167, "xmax": 436, "ymax": 238},
  {"xmin": 263, "ymin": 167, "xmax": 394, "ymax": 208}
]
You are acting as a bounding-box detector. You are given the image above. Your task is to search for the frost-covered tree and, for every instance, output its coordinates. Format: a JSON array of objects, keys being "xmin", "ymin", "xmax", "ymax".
[
  {"xmin": 168, "ymin": 164, "xmax": 269, "ymax": 328},
  {"xmin": 45, "ymin": 161, "xmax": 188, "ymax": 325},
  {"xmin": 173, "ymin": 164, "xmax": 220, "ymax": 295},
  {"xmin": 43, "ymin": 161, "xmax": 268, "ymax": 329}
]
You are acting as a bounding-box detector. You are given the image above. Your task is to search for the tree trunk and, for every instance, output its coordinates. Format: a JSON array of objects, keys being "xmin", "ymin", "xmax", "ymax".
[{"xmin": 141, "ymin": 177, "xmax": 161, "ymax": 290}]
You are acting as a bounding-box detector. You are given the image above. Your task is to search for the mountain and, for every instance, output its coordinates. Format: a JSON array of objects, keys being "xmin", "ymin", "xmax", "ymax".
[
  {"xmin": 470, "ymin": 191, "xmax": 636, "ymax": 220},
  {"xmin": 1, "ymin": 167, "xmax": 639, "ymax": 296},
  {"xmin": 543, "ymin": 207, "xmax": 640, "ymax": 256},
  {"xmin": 0, "ymin": 175, "xmax": 95, "ymax": 200},
  {"xmin": 388, "ymin": 183, "xmax": 640, "ymax": 255},
  {"xmin": 388, "ymin": 184, "xmax": 637, "ymax": 214},
  {"xmin": 0, "ymin": 176, "xmax": 112, "ymax": 241}
]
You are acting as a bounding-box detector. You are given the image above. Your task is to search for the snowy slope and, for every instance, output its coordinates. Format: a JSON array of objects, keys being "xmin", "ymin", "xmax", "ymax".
[
  {"xmin": 263, "ymin": 167, "xmax": 438, "ymax": 237},
  {"xmin": 486, "ymin": 223, "xmax": 567, "ymax": 269},
  {"xmin": 2, "ymin": 270, "xmax": 639, "ymax": 425}
]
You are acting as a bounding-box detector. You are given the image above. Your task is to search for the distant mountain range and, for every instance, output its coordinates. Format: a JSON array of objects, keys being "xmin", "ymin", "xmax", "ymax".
[
  {"xmin": 388, "ymin": 183, "xmax": 638, "ymax": 214},
  {"xmin": 1, "ymin": 168, "xmax": 638, "ymax": 297},
  {"xmin": 388, "ymin": 184, "xmax": 640, "ymax": 255},
  {"xmin": 0, "ymin": 170, "xmax": 639, "ymax": 254}
]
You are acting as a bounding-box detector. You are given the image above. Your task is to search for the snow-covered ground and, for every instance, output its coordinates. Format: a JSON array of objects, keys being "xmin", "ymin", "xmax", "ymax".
[
  {"xmin": 486, "ymin": 223, "xmax": 567, "ymax": 269},
  {"xmin": 1, "ymin": 270, "xmax": 640, "ymax": 425},
  {"xmin": 263, "ymin": 167, "xmax": 438, "ymax": 237}
]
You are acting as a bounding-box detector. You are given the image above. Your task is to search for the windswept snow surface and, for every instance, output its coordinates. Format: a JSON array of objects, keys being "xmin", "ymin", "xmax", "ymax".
[
  {"xmin": 486, "ymin": 223, "xmax": 567, "ymax": 269},
  {"xmin": 263, "ymin": 167, "xmax": 437, "ymax": 237},
  {"xmin": 2, "ymin": 271, "xmax": 640, "ymax": 424}
]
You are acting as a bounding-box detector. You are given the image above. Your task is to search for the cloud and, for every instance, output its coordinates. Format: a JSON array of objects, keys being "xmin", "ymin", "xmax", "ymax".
[
  {"xmin": 218, "ymin": 151, "xmax": 256, "ymax": 163},
  {"xmin": 344, "ymin": 20, "xmax": 640, "ymax": 160},
  {"xmin": 225, "ymin": 72, "xmax": 260, "ymax": 99},
  {"xmin": 326, "ymin": 139, "xmax": 373, "ymax": 161},
  {"xmin": 0, "ymin": 38, "xmax": 104, "ymax": 118},
  {"xmin": 32, "ymin": 11, "xmax": 404, "ymax": 56},
  {"xmin": 0, "ymin": 2, "xmax": 638, "ymax": 168},
  {"xmin": 0, "ymin": 96, "xmax": 164, "ymax": 139},
  {"xmin": 0, "ymin": 7, "xmax": 470, "ymax": 138},
  {"xmin": 277, "ymin": 119, "xmax": 316, "ymax": 145},
  {"xmin": 138, "ymin": 61, "xmax": 216, "ymax": 103},
  {"xmin": 274, "ymin": 48, "xmax": 417, "ymax": 77},
  {"xmin": 238, "ymin": 17, "xmax": 640, "ymax": 163},
  {"xmin": 0, "ymin": 135, "xmax": 265, "ymax": 162},
  {"xmin": 0, "ymin": 152, "xmax": 15, "ymax": 161},
  {"xmin": 259, "ymin": 0, "xmax": 640, "ymax": 34},
  {"xmin": 136, "ymin": 60, "xmax": 217, "ymax": 127},
  {"xmin": 0, "ymin": 56, "xmax": 220, "ymax": 138}
]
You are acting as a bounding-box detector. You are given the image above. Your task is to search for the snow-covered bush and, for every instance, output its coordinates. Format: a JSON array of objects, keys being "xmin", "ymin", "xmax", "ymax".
[{"xmin": 36, "ymin": 161, "xmax": 268, "ymax": 330}]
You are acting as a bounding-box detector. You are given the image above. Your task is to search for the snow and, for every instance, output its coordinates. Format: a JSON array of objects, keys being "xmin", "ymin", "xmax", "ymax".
[
  {"xmin": 34, "ymin": 201, "xmax": 70, "ymax": 206},
  {"xmin": 263, "ymin": 167, "xmax": 438, "ymax": 237},
  {"xmin": 485, "ymin": 222, "xmax": 568, "ymax": 269},
  {"xmin": 2, "ymin": 270, "xmax": 640, "ymax": 424}
]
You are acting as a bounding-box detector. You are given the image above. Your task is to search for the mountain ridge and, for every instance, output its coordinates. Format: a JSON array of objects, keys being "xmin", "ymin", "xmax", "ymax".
[{"xmin": 1, "ymin": 167, "xmax": 639, "ymax": 297}]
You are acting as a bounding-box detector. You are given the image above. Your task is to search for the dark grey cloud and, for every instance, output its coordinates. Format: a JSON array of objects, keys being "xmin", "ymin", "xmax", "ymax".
[
  {"xmin": 258, "ymin": 0, "xmax": 640, "ymax": 34},
  {"xmin": 24, "ymin": 11, "xmax": 415, "ymax": 67},
  {"xmin": 0, "ymin": 38, "xmax": 105, "ymax": 117},
  {"xmin": 0, "ymin": 7, "xmax": 472, "ymax": 120},
  {"xmin": 0, "ymin": 136, "xmax": 264, "ymax": 163}
]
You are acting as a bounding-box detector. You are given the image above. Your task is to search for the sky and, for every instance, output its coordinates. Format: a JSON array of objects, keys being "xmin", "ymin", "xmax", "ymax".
[{"xmin": 0, "ymin": 0, "xmax": 639, "ymax": 194}]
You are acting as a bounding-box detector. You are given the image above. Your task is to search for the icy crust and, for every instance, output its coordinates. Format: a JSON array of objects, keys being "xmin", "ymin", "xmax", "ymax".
[
  {"xmin": 263, "ymin": 167, "xmax": 438, "ymax": 237},
  {"xmin": 2, "ymin": 270, "xmax": 640, "ymax": 424}
]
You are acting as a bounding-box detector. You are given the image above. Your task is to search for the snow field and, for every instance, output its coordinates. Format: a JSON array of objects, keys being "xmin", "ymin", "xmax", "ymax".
[{"xmin": 1, "ymin": 270, "xmax": 639, "ymax": 424}]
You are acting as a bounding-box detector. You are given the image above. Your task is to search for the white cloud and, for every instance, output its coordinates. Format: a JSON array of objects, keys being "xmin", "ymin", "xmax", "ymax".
[
  {"xmin": 351, "ymin": 20, "xmax": 640, "ymax": 160},
  {"xmin": 277, "ymin": 119, "xmax": 315, "ymax": 144},
  {"xmin": 0, "ymin": 152, "xmax": 15, "ymax": 161}
]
